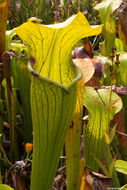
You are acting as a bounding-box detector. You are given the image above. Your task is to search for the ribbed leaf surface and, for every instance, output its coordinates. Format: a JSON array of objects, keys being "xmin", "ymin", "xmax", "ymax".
[
  {"xmin": 83, "ymin": 87, "xmax": 122, "ymax": 170},
  {"xmin": 14, "ymin": 12, "xmax": 102, "ymax": 85},
  {"xmin": 14, "ymin": 13, "xmax": 102, "ymax": 190},
  {"xmin": 31, "ymin": 76, "xmax": 77, "ymax": 189}
]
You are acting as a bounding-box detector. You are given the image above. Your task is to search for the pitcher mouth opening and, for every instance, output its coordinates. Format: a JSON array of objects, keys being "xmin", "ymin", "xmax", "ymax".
[{"xmin": 28, "ymin": 59, "xmax": 83, "ymax": 93}]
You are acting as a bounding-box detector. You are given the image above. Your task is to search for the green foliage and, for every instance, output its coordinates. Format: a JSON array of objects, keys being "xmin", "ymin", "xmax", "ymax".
[
  {"xmin": 115, "ymin": 38, "xmax": 127, "ymax": 52},
  {"xmin": 95, "ymin": 0, "xmax": 122, "ymax": 56},
  {"xmin": 14, "ymin": 12, "xmax": 102, "ymax": 86},
  {"xmin": 117, "ymin": 53, "xmax": 127, "ymax": 86},
  {"xmin": 98, "ymin": 51, "xmax": 127, "ymax": 87},
  {"xmin": 65, "ymin": 60, "xmax": 95, "ymax": 190},
  {"xmin": 109, "ymin": 124, "xmax": 116, "ymax": 143},
  {"xmin": 91, "ymin": 153, "xmax": 109, "ymax": 176},
  {"xmin": 83, "ymin": 87, "xmax": 122, "ymax": 170},
  {"xmin": 8, "ymin": 0, "xmax": 89, "ymax": 28},
  {"xmin": 104, "ymin": 124, "xmax": 116, "ymax": 145},
  {"xmin": 11, "ymin": 55, "xmax": 32, "ymax": 142},
  {"xmin": 1, "ymin": 0, "xmax": 127, "ymax": 188},
  {"xmin": 12, "ymin": 12, "xmax": 102, "ymax": 190},
  {"xmin": 0, "ymin": 185, "xmax": 14, "ymax": 190},
  {"xmin": 115, "ymin": 160, "xmax": 127, "ymax": 175},
  {"xmin": 120, "ymin": 184, "xmax": 127, "ymax": 189},
  {"xmin": 5, "ymin": 31, "xmax": 33, "ymax": 142}
]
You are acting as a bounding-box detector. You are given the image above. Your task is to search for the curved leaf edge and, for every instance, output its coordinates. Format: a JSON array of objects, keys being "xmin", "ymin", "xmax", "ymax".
[
  {"xmin": 0, "ymin": 184, "xmax": 14, "ymax": 190},
  {"xmin": 28, "ymin": 62, "xmax": 83, "ymax": 92}
]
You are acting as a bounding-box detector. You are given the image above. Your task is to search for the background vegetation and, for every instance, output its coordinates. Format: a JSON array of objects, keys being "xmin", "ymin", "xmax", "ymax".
[{"xmin": 1, "ymin": 0, "xmax": 127, "ymax": 190}]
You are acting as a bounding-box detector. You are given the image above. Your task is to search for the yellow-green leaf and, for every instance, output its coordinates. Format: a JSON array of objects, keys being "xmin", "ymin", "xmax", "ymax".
[
  {"xmin": 83, "ymin": 87, "xmax": 122, "ymax": 170},
  {"xmin": 14, "ymin": 13, "xmax": 102, "ymax": 190},
  {"xmin": 120, "ymin": 184, "xmax": 127, "ymax": 189},
  {"xmin": 115, "ymin": 160, "xmax": 127, "ymax": 175},
  {"xmin": 109, "ymin": 124, "xmax": 116, "ymax": 143},
  {"xmin": 14, "ymin": 12, "xmax": 102, "ymax": 86},
  {"xmin": 104, "ymin": 131, "xmax": 110, "ymax": 144},
  {"xmin": 0, "ymin": 185, "xmax": 14, "ymax": 190}
]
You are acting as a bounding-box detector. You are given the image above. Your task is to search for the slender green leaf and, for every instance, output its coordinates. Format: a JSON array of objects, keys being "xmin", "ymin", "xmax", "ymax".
[
  {"xmin": 104, "ymin": 131, "xmax": 110, "ymax": 144},
  {"xmin": 108, "ymin": 154, "xmax": 117, "ymax": 178},
  {"xmin": 91, "ymin": 153, "xmax": 109, "ymax": 176},
  {"xmin": 120, "ymin": 184, "xmax": 127, "ymax": 189},
  {"xmin": 109, "ymin": 124, "xmax": 116, "ymax": 143}
]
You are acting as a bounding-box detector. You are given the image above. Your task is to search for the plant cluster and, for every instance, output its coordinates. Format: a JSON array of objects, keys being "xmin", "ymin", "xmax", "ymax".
[{"xmin": 0, "ymin": 0, "xmax": 127, "ymax": 190}]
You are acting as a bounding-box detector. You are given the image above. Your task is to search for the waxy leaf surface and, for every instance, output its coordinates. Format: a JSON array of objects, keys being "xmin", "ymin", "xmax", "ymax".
[
  {"xmin": 14, "ymin": 13, "xmax": 102, "ymax": 190},
  {"xmin": 14, "ymin": 12, "xmax": 102, "ymax": 86}
]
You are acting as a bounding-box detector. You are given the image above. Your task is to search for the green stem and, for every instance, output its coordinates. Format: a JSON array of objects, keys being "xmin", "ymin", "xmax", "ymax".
[
  {"xmin": 107, "ymin": 144, "xmax": 111, "ymax": 172},
  {"xmin": 108, "ymin": 74, "xmax": 113, "ymax": 109},
  {"xmin": 0, "ymin": 144, "xmax": 13, "ymax": 167},
  {"xmin": 3, "ymin": 52, "xmax": 14, "ymax": 162},
  {"xmin": 25, "ymin": 152, "xmax": 30, "ymax": 165}
]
